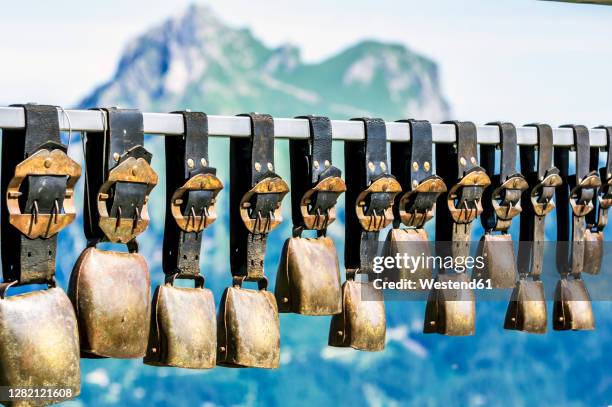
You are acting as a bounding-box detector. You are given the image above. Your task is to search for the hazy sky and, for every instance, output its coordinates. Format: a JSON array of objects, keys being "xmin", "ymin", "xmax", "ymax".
[{"xmin": 1, "ymin": 0, "xmax": 612, "ymax": 126}]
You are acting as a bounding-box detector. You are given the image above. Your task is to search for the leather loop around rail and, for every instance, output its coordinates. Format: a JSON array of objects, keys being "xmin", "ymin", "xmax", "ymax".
[
  {"xmin": 391, "ymin": 119, "xmax": 445, "ymax": 229},
  {"xmin": 590, "ymin": 126, "xmax": 612, "ymax": 231},
  {"xmin": 436, "ymin": 121, "xmax": 490, "ymax": 268},
  {"xmin": 345, "ymin": 118, "xmax": 400, "ymax": 274},
  {"xmin": 230, "ymin": 113, "xmax": 288, "ymax": 282},
  {"xmin": 480, "ymin": 122, "xmax": 527, "ymax": 232},
  {"xmin": 84, "ymin": 108, "xmax": 157, "ymax": 245},
  {"xmin": 517, "ymin": 124, "xmax": 560, "ymax": 279},
  {"xmin": 1, "ymin": 104, "xmax": 79, "ymax": 285},
  {"xmin": 289, "ymin": 116, "xmax": 345, "ymax": 233},
  {"xmin": 163, "ymin": 111, "xmax": 222, "ymax": 277},
  {"xmin": 555, "ymin": 125, "xmax": 601, "ymax": 277}
]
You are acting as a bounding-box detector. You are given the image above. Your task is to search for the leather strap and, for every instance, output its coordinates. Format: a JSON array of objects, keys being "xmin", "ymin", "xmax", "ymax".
[
  {"xmin": 163, "ymin": 112, "xmax": 216, "ymax": 276},
  {"xmin": 517, "ymin": 124, "xmax": 557, "ymax": 279},
  {"xmin": 590, "ymin": 126, "xmax": 612, "ymax": 231},
  {"xmin": 289, "ymin": 116, "xmax": 342, "ymax": 234},
  {"xmin": 480, "ymin": 122, "xmax": 523, "ymax": 232},
  {"xmin": 393, "ymin": 119, "xmax": 432, "ymax": 187},
  {"xmin": 555, "ymin": 125, "xmax": 598, "ymax": 278},
  {"xmin": 84, "ymin": 108, "xmax": 150, "ymax": 244},
  {"xmin": 436, "ymin": 121, "xmax": 483, "ymax": 268},
  {"xmin": 391, "ymin": 119, "xmax": 437, "ymax": 228},
  {"xmin": 230, "ymin": 113, "xmax": 279, "ymax": 281},
  {"xmin": 345, "ymin": 118, "xmax": 393, "ymax": 275},
  {"xmin": 1, "ymin": 104, "xmax": 65, "ymax": 285}
]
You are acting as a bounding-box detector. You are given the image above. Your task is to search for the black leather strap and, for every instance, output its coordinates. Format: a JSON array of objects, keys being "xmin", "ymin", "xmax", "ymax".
[
  {"xmin": 391, "ymin": 119, "xmax": 435, "ymax": 228},
  {"xmin": 555, "ymin": 125, "xmax": 597, "ymax": 277},
  {"xmin": 83, "ymin": 108, "xmax": 150, "ymax": 243},
  {"xmin": 590, "ymin": 126, "xmax": 612, "ymax": 231},
  {"xmin": 1, "ymin": 104, "xmax": 65, "ymax": 285},
  {"xmin": 517, "ymin": 124, "xmax": 557, "ymax": 279},
  {"xmin": 436, "ymin": 121, "xmax": 483, "ymax": 267},
  {"xmin": 230, "ymin": 113, "xmax": 279, "ymax": 281},
  {"xmin": 480, "ymin": 122, "xmax": 523, "ymax": 232},
  {"xmin": 603, "ymin": 126, "xmax": 612, "ymax": 182},
  {"xmin": 345, "ymin": 118, "xmax": 392, "ymax": 274},
  {"xmin": 163, "ymin": 112, "xmax": 216, "ymax": 276},
  {"xmin": 289, "ymin": 116, "xmax": 342, "ymax": 234},
  {"xmin": 392, "ymin": 119, "xmax": 432, "ymax": 187}
]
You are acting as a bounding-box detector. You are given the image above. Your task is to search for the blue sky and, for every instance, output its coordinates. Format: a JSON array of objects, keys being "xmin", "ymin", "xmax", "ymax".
[{"xmin": 1, "ymin": 0, "xmax": 612, "ymax": 126}]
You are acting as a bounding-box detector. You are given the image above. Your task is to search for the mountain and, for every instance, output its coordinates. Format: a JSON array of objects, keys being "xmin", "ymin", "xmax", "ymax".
[
  {"xmin": 79, "ymin": 4, "xmax": 449, "ymax": 120},
  {"xmin": 66, "ymin": 4, "xmax": 611, "ymax": 407}
]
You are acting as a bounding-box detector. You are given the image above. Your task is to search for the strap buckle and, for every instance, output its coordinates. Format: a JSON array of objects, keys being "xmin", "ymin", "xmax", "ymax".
[
  {"xmin": 7, "ymin": 147, "xmax": 80, "ymax": 239},
  {"xmin": 569, "ymin": 172, "xmax": 601, "ymax": 217},
  {"xmin": 97, "ymin": 152, "xmax": 158, "ymax": 243},
  {"xmin": 355, "ymin": 176, "xmax": 402, "ymax": 231},
  {"xmin": 240, "ymin": 176, "xmax": 289, "ymax": 234},
  {"xmin": 171, "ymin": 173, "xmax": 223, "ymax": 232},
  {"xmin": 447, "ymin": 168, "xmax": 491, "ymax": 223},
  {"xmin": 300, "ymin": 176, "xmax": 346, "ymax": 230},
  {"xmin": 531, "ymin": 169, "xmax": 562, "ymax": 216},
  {"xmin": 598, "ymin": 175, "xmax": 612, "ymax": 210},
  {"xmin": 398, "ymin": 176, "xmax": 447, "ymax": 228},
  {"xmin": 491, "ymin": 174, "xmax": 529, "ymax": 228}
]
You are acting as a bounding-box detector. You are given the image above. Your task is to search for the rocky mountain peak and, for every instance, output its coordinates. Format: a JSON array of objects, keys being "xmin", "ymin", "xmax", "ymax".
[{"xmin": 79, "ymin": 4, "xmax": 449, "ymax": 121}]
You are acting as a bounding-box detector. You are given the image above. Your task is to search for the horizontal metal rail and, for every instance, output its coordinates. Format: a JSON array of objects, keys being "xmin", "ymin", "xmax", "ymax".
[{"xmin": 0, "ymin": 106, "xmax": 608, "ymax": 147}]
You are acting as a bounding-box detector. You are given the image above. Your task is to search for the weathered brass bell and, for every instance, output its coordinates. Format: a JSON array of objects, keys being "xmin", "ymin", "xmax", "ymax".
[
  {"xmin": 217, "ymin": 284, "xmax": 280, "ymax": 368},
  {"xmin": 68, "ymin": 247, "xmax": 151, "ymax": 358},
  {"xmin": 553, "ymin": 278, "xmax": 595, "ymax": 331},
  {"xmin": 383, "ymin": 228, "xmax": 431, "ymax": 286},
  {"xmin": 424, "ymin": 273, "xmax": 475, "ymax": 336},
  {"xmin": 583, "ymin": 229, "xmax": 603, "ymax": 275},
  {"xmin": 0, "ymin": 286, "xmax": 80, "ymax": 401},
  {"xmin": 474, "ymin": 234, "xmax": 517, "ymax": 288},
  {"xmin": 504, "ymin": 279, "xmax": 547, "ymax": 333},
  {"xmin": 275, "ymin": 236, "xmax": 342, "ymax": 315},
  {"xmin": 328, "ymin": 280, "xmax": 386, "ymax": 351},
  {"xmin": 144, "ymin": 277, "xmax": 216, "ymax": 369}
]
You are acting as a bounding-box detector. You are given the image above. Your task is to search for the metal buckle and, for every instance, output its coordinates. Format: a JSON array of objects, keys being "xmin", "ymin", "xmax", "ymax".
[
  {"xmin": 97, "ymin": 155, "xmax": 158, "ymax": 243},
  {"xmin": 398, "ymin": 176, "xmax": 447, "ymax": 228},
  {"xmin": 171, "ymin": 173, "xmax": 223, "ymax": 232},
  {"xmin": 240, "ymin": 177, "xmax": 289, "ymax": 234},
  {"xmin": 300, "ymin": 176, "xmax": 346, "ymax": 230},
  {"xmin": 447, "ymin": 169, "xmax": 491, "ymax": 223},
  {"xmin": 355, "ymin": 176, "xmax": 402, "ymax": 231},
  {"xmin": 569, "ymin": 173, "xmax": 601, "ymax": 217},
  {"xmin": 6, "ymin": 148, "xmax": 80, "ymax": 239},
  {"xmin": 531, "ymin": 170, "xmax": 563, "ymax": 216},
  {"xmin": 491, "ymin": 174, "xmax": 528, "ymax": 230},
  {"xmin": 598, "ymin": 176, "xmax": 612, "ymax": 210}
]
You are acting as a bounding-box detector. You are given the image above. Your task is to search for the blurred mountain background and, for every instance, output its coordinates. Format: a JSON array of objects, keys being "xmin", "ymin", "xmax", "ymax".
[{"xmin": 45, "ymin": 3, "xmax": 611, "ymax": 406}]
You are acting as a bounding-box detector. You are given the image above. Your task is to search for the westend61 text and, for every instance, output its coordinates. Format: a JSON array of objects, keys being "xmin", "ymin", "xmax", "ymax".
[{"xmin": 373, "ymin": 277, "xmax": 493, "ymax": 290}]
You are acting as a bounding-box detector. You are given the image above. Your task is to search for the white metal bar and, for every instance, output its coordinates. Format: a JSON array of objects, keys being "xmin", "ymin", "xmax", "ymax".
[{"xmin": 0, "ymin": 106, "xmax": 608, "ymax": 147}]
